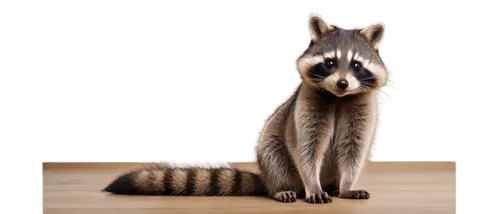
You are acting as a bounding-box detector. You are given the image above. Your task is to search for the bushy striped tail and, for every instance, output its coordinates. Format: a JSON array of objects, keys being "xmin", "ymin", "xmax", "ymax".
[{"xmin": 103, "ymin": 163, "xmax": 266, "ymax": 196}]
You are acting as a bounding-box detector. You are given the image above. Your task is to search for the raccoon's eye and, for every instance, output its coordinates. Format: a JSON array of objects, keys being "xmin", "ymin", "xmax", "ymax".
[
  {"xmin": 351, "ymin": 61, "xmax": 362, "ymax": 72},
  {"xmin": 324, "ymin": 59, "xmax": 337, "ymax": 69}
]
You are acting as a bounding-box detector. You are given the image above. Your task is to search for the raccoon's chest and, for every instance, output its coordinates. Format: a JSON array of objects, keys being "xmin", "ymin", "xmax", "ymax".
[
  {"xmin": 293, "ymin": 86, "xmax": 338, "ymax": 139},
  {"xmin": 331, "ymin": 94, "xmax": 375, "ymax": 143}
]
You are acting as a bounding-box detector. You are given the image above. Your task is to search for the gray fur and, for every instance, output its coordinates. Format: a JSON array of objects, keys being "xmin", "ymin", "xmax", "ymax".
[{"xmin": 256, "ymin": 14, "xmax": 389, "ymax": 203}]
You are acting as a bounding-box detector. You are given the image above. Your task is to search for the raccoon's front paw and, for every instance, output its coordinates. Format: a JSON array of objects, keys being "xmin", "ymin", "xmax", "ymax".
[
  {"xmin": 339, "ymin": 190, "xmax": 370, "ymax": 199},
  {"xmin": 305, "ymin": 192, "xmax": 333, "ymax": 204}
]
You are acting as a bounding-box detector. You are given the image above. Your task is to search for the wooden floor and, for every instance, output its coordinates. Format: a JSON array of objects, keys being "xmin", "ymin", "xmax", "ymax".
[{"xmin": 43, "ymin": 162, "xmax": 455, "ymax": 214}]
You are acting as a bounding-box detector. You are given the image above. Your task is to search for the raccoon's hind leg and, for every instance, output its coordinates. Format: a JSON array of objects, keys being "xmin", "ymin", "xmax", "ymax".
[
  {"xmin": 273, "ymin": 191, "xmax": 297, "ymax": 203},
  {"xmin": 257, "ymin": 137, "xmax": 301, "ymax": 203}
]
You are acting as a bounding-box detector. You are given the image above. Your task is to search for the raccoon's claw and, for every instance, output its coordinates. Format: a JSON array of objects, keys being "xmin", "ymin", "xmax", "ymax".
[
  {"xmin": 339, "ymin": 190, "xmax": 370, "ymax": 199},
  {"xmin": 274, "ymin": 191, "xmax": 297, "ymax": 203},
  {"xmin": 305, "ymin": 192, "xmax": 333, "ymax": 204}
]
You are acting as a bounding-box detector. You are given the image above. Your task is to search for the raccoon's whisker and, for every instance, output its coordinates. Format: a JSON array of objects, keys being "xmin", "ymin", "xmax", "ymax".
[
  {"xmin": 387, "ymin": 86, "xmax": 398, "ymax": 91},
  {"xmin": 309, "ymin": 73, "xmax": 328, "ymax": 79},
  {"xmin": 364, "ymin": 79, "xmax": 376, "ymax": 83},
  {"xmin": 310, "ymin": 73, "xmax": 326, "ymax": 81},
  {"xmin": 357, "ymin": 85, "xmax": 368, "ymax": 93},
  {"xmin": 385, "ymin": 94, "xmax": 394, "ymax": 102},
  {"xmin": 360, "ymin": 77, "xmax": 376, "ymax": 81},
  {"xmin": 380, "ymin": 89, "xmax": 393, "ymax": 101},
  {"xmin": 310, "ymin": 78, "xmax": 326, "ymax": 82}
]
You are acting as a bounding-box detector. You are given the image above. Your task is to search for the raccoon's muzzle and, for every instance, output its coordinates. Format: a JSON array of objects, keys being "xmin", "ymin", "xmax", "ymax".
[{"xmin": 103, "ymin": 165, "xmax": 266, "ymax": 196}]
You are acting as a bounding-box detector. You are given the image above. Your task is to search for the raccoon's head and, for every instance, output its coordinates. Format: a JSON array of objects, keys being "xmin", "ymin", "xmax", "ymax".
[{"xmin": 296, "ymin": 14, "xmax": 388, "ymax": 97}]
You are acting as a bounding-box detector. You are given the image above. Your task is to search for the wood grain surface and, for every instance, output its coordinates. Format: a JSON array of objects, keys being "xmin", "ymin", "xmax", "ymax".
[{"xmin": 43, "ymin": 162, "xmax": 455, "ymax": 214}]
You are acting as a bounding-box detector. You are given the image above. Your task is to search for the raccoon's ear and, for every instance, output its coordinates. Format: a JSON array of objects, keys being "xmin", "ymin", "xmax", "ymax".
[
  {"xmin": 308, "ymin": 14, "xmax": 335, "ymax": 43},
  {"xmin": 360, "ymin": 22, "xmax": 385, "ymax": 50}
]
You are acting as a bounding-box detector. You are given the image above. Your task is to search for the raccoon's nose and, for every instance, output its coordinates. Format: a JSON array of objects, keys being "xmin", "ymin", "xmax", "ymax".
[{"xmin": 337, "ymin": 79, "xmax": 349, "ymax": 90}]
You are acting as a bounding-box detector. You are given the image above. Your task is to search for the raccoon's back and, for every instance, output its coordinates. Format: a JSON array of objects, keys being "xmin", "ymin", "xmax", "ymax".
[{"xmin": 103, "ymin": 164, "xmax": 265, "ymax": 196}]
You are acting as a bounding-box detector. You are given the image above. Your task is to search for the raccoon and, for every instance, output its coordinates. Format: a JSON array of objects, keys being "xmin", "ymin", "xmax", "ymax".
[{"xmin": 103, "ymin": 14, "xmax": 389, "ymax": 204}]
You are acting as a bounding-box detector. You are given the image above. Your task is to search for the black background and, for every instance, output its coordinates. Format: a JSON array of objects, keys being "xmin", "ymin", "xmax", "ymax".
[{"xmin": 33, "ymin": 7, "xmax": 464, "ymax": 160}]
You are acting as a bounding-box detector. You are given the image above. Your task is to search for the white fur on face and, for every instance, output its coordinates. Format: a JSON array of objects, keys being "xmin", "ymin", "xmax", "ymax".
[
  {"xmin": 322, "ymin": 73, "xmax": 338, "ymax": 93},
  {"xmin": 322, "ymin": 73, "xmax": 362, "ymax": 97},
  {"xmin": 353, "ymin": 52, "xmax": 360, "ymax": 61},
  {"xmin": 297, "ymin": 55, "xmax": 325, "ymax": 75},
  {"xmin": 346, "ymin": 49, "xmax": 353, "ymax": 61},
  {"xmin": 297, "ymin": 49, "xmax": 388, "ymax": 90},
  {"xmin": 323, "ymin": 51, "xmax": 335, "ymax": 59},
  {"xmin": 345, "ymin": 73, "xmax": 360, "ymax": 91},
  {"xmin": 336, "ymin": 49, "xmax": 342, "ymax": 59}
]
